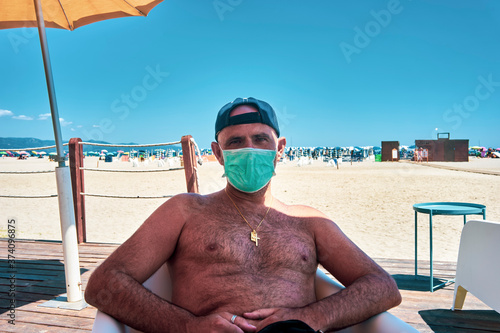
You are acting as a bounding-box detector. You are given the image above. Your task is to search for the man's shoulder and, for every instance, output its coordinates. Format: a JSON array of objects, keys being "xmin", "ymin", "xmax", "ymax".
[
  {"xmin": 275, "ymin": 201, "xmax": 338, "ymax": 238},
  {"xmin": 160, "ymin": 192, "xmax": 215, "ymax": 209},
  {"xmin": 276, "ymin": 200, "xmax": 348, "ymax": 246},
  {"xmin": 145, "ymin": 192, "xmax": 220, "ymax": 232},
  {"xmin": 158, "ymin": 191, "xmax": 223, "ymax": 213},
  {"xmin": 277, "ymin": 200, "xmax": 330, "ymax": 221}
]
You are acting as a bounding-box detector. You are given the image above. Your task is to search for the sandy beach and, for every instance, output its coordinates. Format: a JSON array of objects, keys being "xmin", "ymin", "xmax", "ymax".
[{"xmin": 1, "ymin": 156, "xmax": 499, "ymax": 262}]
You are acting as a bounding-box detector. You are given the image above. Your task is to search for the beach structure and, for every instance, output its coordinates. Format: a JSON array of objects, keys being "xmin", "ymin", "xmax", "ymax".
[
  {"xmin": 381, "ymin": 141, "xmax": 400, "ymax": 161},
  {"xmin": 415, "ymin": 133, "xmax": 469, "ymax": 162}
]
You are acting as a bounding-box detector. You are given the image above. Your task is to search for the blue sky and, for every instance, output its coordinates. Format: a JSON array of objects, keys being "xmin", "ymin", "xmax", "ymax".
[{"xmin": 1, "ymin": 0, "xmax": 499, "ymax": 149}]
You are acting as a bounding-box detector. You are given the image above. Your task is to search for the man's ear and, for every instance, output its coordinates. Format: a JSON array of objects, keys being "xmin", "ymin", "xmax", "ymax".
[
  {"xmin": 276, "ymin": 137, "xmax": 287, "ymax": 160},
  {"xmin": 211, "ymin": 141, "xmax": 224, "ymax": 166}
]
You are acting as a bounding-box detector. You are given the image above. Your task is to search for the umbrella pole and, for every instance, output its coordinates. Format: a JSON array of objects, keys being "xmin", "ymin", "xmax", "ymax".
[
  {"xmin": 33, "ymin": 0, "xmax": 64, "ymax": 166},
  {"xmin": 34, "ymin": 0, "xmax": 82, "ymax": 303}
]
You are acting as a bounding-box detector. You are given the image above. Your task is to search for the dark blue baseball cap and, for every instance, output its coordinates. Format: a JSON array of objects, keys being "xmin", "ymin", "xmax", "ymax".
[{"xmin": 215, "ymin": 97, "xmax": 280, "ymax": 141}]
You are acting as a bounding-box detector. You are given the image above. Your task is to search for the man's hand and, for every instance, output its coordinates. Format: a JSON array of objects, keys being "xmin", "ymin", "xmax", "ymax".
[
  {"xmin": 243, "ymin": 308, "xmax": 308, "ymax": 331},
  {"xmin": 185, "ymin": 312, "xmax": 257, "ymax": 333}
]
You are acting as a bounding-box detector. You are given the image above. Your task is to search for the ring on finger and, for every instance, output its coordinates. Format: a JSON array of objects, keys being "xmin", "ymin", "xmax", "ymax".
[{"xmin": 230, "ymin": 315, "xmax": 237, "ymax": 324}]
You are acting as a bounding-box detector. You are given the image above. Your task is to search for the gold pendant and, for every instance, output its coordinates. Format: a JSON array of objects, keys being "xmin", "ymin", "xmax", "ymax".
[{"xmin": 250, "ymin": 230, "xmax": 260, "ymax": 246}]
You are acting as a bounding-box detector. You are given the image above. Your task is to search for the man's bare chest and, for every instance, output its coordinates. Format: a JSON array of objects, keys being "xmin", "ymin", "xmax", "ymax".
[{"xmin": 172, "ymin": 212, "xmax": 318, "ymax": 276}]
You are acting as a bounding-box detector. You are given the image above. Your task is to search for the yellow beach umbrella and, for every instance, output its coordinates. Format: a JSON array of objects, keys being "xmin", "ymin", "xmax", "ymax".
[
  {"xmin": 0, "ymin": 0, "xmax": 163, "ymax": 30},
  {"xmin": 0, "ymin": 0, "xmax": 163, "ymax": 303}
]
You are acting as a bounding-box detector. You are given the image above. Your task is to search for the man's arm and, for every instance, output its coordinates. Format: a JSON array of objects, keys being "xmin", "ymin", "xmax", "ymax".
[
  {"xmin": 85, "ymin": 194, "xmax": 192, "ymax": 332},
  {"xmin": 85, "ymin": 194, "xmax": 256, "ymax": 333},
  {"xmin": 245, "ymin": 207, "xmax": 401, "ymax": 332},
  {"xmin": 309, "ymin": 212, "xmax": 402, "ymax": 331}
]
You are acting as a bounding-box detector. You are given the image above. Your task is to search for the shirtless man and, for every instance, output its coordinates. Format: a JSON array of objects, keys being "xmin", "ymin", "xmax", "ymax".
[{"xmin": 85, "ymin": 97, "xmax": 401, "ymax": 332}]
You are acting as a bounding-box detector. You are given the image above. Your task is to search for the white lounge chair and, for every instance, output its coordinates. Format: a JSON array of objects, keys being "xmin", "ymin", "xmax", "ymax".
[
  {"xmin": 91, "ymin": 265, "xmax": 417, "ymax": 332},
  {"xmin": 452, "ymin": 219, "xmax": 500, "ymax": 313}
]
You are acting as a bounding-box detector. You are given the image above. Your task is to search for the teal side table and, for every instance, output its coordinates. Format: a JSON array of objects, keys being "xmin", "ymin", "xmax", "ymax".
[{"xmin": 413, "ymin": 202, "xmax": 486, "ymax": 292}]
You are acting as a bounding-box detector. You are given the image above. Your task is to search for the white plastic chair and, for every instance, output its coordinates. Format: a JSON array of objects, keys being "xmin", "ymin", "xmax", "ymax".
[
  {"xmin": 91, "ymin": 265, "xmax": 417, "ymax": 332},
  {"xmin": 452, "ymin": 220, "xmax": 500, "ymax": 313}
]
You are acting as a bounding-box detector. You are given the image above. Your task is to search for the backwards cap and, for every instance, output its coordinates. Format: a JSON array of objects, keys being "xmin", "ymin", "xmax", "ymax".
[{"xmin": 215, "ymin": 97, "xmax": 280, "ymax": 141}]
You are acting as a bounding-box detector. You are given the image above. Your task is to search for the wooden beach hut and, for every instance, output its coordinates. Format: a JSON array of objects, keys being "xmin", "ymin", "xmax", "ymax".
[
  {"xmin": 415, "ymin": 133, "xmax": 469, "ymax": 162},
  {"xmin": 381, "ymin": 141, "xmax": 400, "ymax": 161}
]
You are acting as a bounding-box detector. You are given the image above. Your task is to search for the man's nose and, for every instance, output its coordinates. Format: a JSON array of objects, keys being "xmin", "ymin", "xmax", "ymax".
[
  {"xmin": 245, "ymin": 143, "xmax": 256, "ymax": 149},
  {"xmin": 242, "ymin": 138, "xmax": 256, "ymax": 149}
]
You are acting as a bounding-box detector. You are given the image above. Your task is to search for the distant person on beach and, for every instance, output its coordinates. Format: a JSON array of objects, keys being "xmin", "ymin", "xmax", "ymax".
[
  {"xmin": 486, "ymin": 148, "xmax": 499, "ymax": 158},
  {"xmin": 85, "ymin": 97, "xmax": 401, "ymax": 332}
]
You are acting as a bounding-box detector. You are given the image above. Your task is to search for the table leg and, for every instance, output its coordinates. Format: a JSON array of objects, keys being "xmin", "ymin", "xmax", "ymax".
[
  {"xmin": 414, "ymin": 211, "xmax": 418, "ymax": 277},
  {"xmin": 464, "ymin": 214, "xmax": 467, "ymax": 225},
  {"xmin": 429, "ymin": 213, "xmax": 434, "ymax": 292},
  {"xmin": 483, "ymin": 209, "xmax": 486, "ymax": 219}
]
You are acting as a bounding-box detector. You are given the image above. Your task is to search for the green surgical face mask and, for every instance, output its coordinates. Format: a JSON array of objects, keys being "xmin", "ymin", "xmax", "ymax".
[{"xmin": 222, "ymin": 148, "xmax": 277, "ymax": 193}]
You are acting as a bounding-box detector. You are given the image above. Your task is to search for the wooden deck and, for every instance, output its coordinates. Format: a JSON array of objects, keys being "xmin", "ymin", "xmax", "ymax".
[{"xmin": 1, "ymin": 240, "xmax": 499, "ymax": 332}]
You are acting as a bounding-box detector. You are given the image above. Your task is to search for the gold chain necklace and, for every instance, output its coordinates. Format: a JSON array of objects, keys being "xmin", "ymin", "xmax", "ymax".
[{"xmin": 224, "ymin": 188, "xmax": 273, "ymax": 246}]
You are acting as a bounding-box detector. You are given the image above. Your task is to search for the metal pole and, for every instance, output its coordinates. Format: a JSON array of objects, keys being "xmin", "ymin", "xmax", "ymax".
[
  {"xmin": 429, "ymin": 213, "xmax": 433, "ymax": 292},
  {"xmin": 33, "ymin": 0, "xmax": 82, "ymax": 302},
  {"xmin": 414, "ymin": 210, "xmax": 418, "ymax": 277},
  {"xmin": 55, "ymin": 167, "xmax": 83, "ymax": 301},
  {"xmin": 33, "ymin": 0, "xmax": 65, "ymax": 166}
]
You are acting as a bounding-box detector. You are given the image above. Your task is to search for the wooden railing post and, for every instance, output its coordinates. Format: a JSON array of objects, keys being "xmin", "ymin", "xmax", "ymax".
[
  {"xmin": 68, "ymin": 138, "xmax": 86, "ymax": 243},
  {"xmin": 181, "ymin": 135, "xmax": 199, "ymax": 193}
]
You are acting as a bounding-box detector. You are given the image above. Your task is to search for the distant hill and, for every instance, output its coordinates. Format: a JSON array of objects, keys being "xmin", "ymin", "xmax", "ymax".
[
  {"xmin": 0, "ymin": 137, "xmax": 181, "ymax": 153},
  {"xmin": 0, "ymin": 137, "xmax": 56, "ymax": 150}
]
